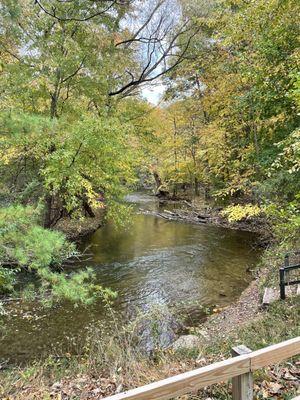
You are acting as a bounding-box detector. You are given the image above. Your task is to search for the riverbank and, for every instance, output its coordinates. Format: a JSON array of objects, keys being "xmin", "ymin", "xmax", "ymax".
[
  {"xmin": 140, "ymin": 196, "xmax": 271, "ymax": 246},
  {"xmin": 1, "ymin": 243, "xmax": 299, "ymax": 399},
  {"xmin": 54, "ymin": 208, "xmax": 106, "ymax": 241},
  {"xmin": 53, "ymin": 192, "xmax": 270, "ymax": 243}
]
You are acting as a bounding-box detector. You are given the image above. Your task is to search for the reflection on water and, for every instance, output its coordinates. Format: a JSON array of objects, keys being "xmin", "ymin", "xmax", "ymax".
[{"xmin": 0, "ymin": 193, "xmax": 261, "ymax": 363}]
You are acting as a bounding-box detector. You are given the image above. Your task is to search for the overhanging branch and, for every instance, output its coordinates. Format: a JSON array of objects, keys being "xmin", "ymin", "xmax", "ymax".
[
  {"xmin": 109, "ymin": 22, "xmax": 199, "ymax": 97},
  {"xmin": 34, "ymin": 0, "xmax": 124, "ymax": 22}
]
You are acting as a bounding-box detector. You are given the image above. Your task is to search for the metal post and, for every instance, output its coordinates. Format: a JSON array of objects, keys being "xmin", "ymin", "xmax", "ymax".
[
  {"xmin": 231, "ymin": 345, "xmax": 253, "ymax": 400},
  {"xmin": 280, "ymin": 267, "xmax": 286, "ymax": 300},
  {"xmin": 284, "ymin": 254, "xmax": 289, "ymax": 267}
]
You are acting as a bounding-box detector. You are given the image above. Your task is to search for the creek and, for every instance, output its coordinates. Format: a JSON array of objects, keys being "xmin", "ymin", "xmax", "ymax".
[{"xmin": 0, "ymin": 193, "xmax": 261, "ymax": 364}]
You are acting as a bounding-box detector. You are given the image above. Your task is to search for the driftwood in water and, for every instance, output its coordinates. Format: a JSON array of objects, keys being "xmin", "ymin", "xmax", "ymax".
[
  {"xmin": 157, "ymin": 209, "xmax": 210, "ymax": 223},
  {"xmin": 140, "ymin": 207, "xmax": 211, "ymax": 225}
]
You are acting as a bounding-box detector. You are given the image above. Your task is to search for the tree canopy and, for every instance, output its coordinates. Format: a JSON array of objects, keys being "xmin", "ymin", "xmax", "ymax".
[{"xmin": 0, "ymin": 0, "xmax": 299, "ymax": 298}]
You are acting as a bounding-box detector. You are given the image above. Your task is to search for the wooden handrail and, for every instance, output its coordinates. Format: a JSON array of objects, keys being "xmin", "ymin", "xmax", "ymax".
[
  {"xmin": 249, "ymin": 336, "xmax": 299, "ymax": 369},
  {"xmin": 103, "ymin": 337, "xmax": 300, "ymax": 400}
]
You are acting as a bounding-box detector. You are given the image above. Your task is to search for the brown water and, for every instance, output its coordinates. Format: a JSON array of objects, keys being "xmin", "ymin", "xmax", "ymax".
[{"xmin": 0, "ymin": 193, "xmax": 261, "ymax": 364}]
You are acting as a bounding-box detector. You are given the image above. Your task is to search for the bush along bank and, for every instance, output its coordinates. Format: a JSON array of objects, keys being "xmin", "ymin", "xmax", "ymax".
[{"xmin": 0, "ymin": 205, "xmax": 115, "ymax": 307}]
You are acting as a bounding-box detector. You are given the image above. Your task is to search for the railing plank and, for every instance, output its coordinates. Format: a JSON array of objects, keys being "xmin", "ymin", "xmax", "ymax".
[
  {"xmin": 104, "ymin": 355, "xmax": 251, "ymax": 400},
  {"xmin": 250, "ymin": 337, "xmax": 300, "ymax": 370},
  {"xmin": 103, "ymin": 337, "xmax": 300, "ymax": 400}
]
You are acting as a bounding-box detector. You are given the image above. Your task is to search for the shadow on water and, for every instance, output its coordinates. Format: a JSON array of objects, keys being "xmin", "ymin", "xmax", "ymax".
[{"xmin": 0, "ymin": 193, "xmax": 262, "ymax": 363}]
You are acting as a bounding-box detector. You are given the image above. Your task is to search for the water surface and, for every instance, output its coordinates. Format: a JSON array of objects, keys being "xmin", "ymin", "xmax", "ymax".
[{"xmin": 0, "ymin": 193, "xmax": 261, "ymax": 363}]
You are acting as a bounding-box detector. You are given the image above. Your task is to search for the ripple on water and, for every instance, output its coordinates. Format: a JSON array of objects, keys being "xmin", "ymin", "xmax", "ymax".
[{"xmin": 0, "ymin": 193, "xmax": 261, "ymax": 363}]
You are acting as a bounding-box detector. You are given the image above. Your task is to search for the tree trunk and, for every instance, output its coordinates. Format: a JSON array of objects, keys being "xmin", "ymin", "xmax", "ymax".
[
  {"xmin": 194, "ymin": 177, "xmax": 199, "ymax": 196},
  {"xmin": 44, "ymin": 194, "xmax": 53, "ymax": 228},
  {"xmin": 83, "ymin": 200, "xmax": 95, "ymax": 218},
  {"xmin": 153, "ymin": 171, "xmax": 162, "ymax": 191}
]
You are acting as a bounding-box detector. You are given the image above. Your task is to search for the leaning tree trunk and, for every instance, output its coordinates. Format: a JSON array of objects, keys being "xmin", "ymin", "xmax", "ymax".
[{"xmin": 153, "ymin": 171, "xmax": 162, "ymax": 192}]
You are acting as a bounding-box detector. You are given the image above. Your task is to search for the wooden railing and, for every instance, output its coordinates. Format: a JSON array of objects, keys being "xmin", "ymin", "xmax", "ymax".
[{"xmin": 104, "ymin": 337, "xmax": 300, "ymax": 400}]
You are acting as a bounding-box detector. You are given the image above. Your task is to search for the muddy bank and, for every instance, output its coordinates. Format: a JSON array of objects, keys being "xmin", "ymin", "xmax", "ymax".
[
  {"xmin": 197, "ymin": 271, "xmax": 262, "ymax": 342},
  {"xmin": 163, "ymin": 268, "xmax": 266, "ymax": 348}
]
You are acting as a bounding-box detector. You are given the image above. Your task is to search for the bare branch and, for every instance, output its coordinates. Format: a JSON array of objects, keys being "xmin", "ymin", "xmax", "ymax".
[
  {"xmin": 34, "ymin": 0, "xmax": 122, "ymax": 22},
  {"xmin": 115, "ymin": 0, "xmax": 165, "ymax": 48},
  {"xmin": 109, "ymin": 21, "xmax": 198, "ymax": 97},
  {"xmin": 68, "ymin": 142, "xmax": 83, "ymax": 168}
]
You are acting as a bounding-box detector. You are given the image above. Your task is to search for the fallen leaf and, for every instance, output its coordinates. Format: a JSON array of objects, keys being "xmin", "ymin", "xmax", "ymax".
[{"xmin": 267, "ymin": 382, "xmax": 282, "ymax": 394}]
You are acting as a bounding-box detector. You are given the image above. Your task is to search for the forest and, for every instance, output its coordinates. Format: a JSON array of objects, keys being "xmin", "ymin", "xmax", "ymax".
[{"xmin": 0, "ymin": 0, "xmax": 299, "ymax": 399}]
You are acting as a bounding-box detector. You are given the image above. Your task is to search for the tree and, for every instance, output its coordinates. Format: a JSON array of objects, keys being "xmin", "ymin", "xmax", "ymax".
[
  {"xmin": 161, "ymin": 0, "xmax": 300, "ymax": 204},
  {"xmin": 0, "ymin": 0, "xmax": 198, "ymax": 225},
  {"xmin": 0, "ymin": 204, "xmax": 116, "ymax": 304}
]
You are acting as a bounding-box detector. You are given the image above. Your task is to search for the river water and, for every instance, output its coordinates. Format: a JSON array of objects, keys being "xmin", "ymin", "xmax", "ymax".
[{"xmin": 0, "ymin": 193, "xmax": 261, "ymax": 364}]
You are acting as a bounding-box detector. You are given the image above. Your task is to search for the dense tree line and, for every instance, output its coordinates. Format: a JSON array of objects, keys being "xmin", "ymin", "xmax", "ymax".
[
  {"xmin": 0, "ymin": 0, "xmax": 299, "ymax": 300},
  {"xmin": 0, "ymin": 0, "xmax": 196, "ymax": 300},
  {"xmin": 145, "ymin": 0, "xmax": 299, "ymax": 239}
]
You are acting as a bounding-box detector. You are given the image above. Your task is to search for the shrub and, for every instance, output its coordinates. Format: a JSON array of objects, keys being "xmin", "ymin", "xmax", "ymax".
[
  {"xmin": 221, "ymin": 204, "xmax": 262, "ymax": 222},
  {"xmin": 0, "ymin": 267, "xmax": 16, "ymax": 293},
  {"xmin": 0, "ymin": 205, "xmax": 113, "ymax": 305}
]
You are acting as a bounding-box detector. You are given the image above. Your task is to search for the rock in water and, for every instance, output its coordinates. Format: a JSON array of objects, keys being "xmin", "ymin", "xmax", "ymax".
[{"xmin": 171, "ymin": 334, "xmax": 201, "ymax": 351}]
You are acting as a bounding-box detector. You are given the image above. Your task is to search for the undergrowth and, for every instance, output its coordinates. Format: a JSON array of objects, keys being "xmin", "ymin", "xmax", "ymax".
[{"xmin": 1, "ymin": 295, "xmax": 299, "ymax": 399}]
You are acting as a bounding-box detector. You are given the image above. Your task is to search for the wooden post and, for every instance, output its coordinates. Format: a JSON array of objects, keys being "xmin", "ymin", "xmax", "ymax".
[{"xmin": 231, "ymin": 345, "xmax": 253, "ymax": 400}]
